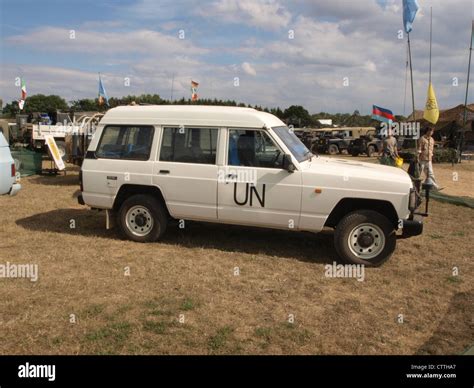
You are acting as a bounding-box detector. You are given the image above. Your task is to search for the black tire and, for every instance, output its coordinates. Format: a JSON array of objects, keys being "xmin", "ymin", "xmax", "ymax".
[
  {"xmin": 334, "ymin": 210, "xmax": 396, "ymax": 267},
  {"xmin": 117, "ymin": 194, "xmax": 168, "ymax": 243},
  {"xmin": 328, "ymin": 144, "xmax": 339, "ymax": 155},
  {"xmin": 350, "ymin": 150, "xmax": 359, "ymax": 157},
  {"xmin": 367, "ymin": 145, "xmax": 376, "ymax": 157}
]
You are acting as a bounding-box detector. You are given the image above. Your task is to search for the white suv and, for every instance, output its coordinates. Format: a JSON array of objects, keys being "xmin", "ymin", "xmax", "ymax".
[{"xmin": 79, "ymin": 105, "xmax": 425, "ymax": 266}]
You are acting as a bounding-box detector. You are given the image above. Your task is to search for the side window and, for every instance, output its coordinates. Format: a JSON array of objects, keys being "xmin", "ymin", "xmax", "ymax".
[
  {"xmin": 159, "ymin": 127, "xmax": 218, "ymax": 164},
  {"xmin": 96, "ymin": 125, "xmax": 154, "ymax": 160},
  {"xmin": 228, "ymin": 129, "xmax": 284, "ymax": 168}
]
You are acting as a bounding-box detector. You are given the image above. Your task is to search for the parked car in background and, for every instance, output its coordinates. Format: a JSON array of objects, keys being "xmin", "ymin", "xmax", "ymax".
[{"xmin": 0, "ymin": 133, "xmax": 21, "ymax": 196}]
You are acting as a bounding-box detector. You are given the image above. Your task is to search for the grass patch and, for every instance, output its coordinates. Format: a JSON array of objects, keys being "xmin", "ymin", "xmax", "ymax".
[
  {"xmin": 181, "ymin": 298, "xmax": 197, "ymax": 311},
  {"xmin": 82, "ymin": 304, "xmax": 105, "ymax": 318},
  {"xmin": 148, "ymin": 309, "xmax": 170, "ymax": 317},
  {"xmin": 255, "ymin": 327, "xmax": 272, "ymax": 341},
  {"xmin": 208, "ymin": 326, "xmax": 234, "ymax": 352},
  {"xmin": 143, "ymin": 320, "xmax": 168, "ymax": 335},
  {"xmin": 446, "ymin": 276, "xmax": 461, "ymax": 284},
  {"xmin": 143, "ymin": 299, "xmax": 160, "ymax": 309},
  {"xmin": 429, "ymin": 234, "xmax": 444, "ymax": 240},
  {"xmin": 254, "ymin": 327, "xmax": 272, "ymax": 349},
  {"xmin": 279, "ymin": 323, "xmax": 312, "ymax": 346},
  {"xmin": 85, "ymin": 321, "xmax": 132, "ymax": 344},
  {"xmin": 115, "ymin": 304, "xmax": 133, "ymax": 315},
  {"xmin": 51, "ymin": 337, "xmax": 62, "ymax": 345}
]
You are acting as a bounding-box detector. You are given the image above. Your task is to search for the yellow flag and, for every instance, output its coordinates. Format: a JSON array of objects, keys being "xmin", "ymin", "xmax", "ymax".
[{"xmin": 423, "ymin": 82, "xmax": 439, "ymax": 124}]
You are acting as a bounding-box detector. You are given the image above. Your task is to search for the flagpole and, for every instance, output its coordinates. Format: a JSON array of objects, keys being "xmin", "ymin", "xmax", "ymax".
[
  {"xmin": 403, "ymin": 44, "xmax": 409, "ymax": 115},
  {"xmin": 407, "ymin": 32, "xmax": 416, "ymax": 120},
  {"xmin": 170, "ymin": 73, "xmax": 175, "ymax": 102},
  {"xmin": 461, "ymin": 21, "xmax": 473, "ymax": 162},
  {"xmin": 98, "ymin": 72, "xmax": 100, "ymax": 109},
  {"xmin": 429, "ymin": 7, "xmax": 432, "ymax": 84}
]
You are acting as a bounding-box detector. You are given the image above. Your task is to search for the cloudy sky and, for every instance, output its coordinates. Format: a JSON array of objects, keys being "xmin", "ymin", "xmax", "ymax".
[{"xmin": 0, "ymin": 0, "xmax": 473, "ymax": 114}]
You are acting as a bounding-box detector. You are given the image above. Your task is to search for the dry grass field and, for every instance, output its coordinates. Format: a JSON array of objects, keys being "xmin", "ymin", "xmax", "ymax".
[{"xmin": 0, "ymin": 160, "xmax": 472, "ymax": 355}]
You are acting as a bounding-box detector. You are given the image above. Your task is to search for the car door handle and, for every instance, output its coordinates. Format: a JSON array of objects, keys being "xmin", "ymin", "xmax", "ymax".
[
  {"xmin": 225, "ymin": 173, "xmax": 237, "ymax": 184},
  {"xmin": 159, "ymin": 170, "xmax": 170, "ymax": 174}
]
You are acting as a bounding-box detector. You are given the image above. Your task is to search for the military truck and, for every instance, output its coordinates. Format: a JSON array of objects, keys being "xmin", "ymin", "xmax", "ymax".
[
  {"xmin": 317, "ymin": 128, "xmax": 375, "ymax": 155},
  {"xmin": 348, "ymin": 129, "xmax": 383, "ymax": 157}
]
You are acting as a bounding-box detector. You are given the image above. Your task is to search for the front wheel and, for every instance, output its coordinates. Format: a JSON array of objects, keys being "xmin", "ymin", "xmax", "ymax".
[
  {"xmin": 118, "ymin": 194, "xmax": 168, "ymax": 242},
  {"xmin": 367, "ymin": 145, "xmax": 376, "ymax": 157},
  {"xmin": 328, "ymin": 144, "xmax": 339, "ymax": 155},
  {"xmin": 334, "ymin": 210, "xmax": 396, "ymax": 267}
]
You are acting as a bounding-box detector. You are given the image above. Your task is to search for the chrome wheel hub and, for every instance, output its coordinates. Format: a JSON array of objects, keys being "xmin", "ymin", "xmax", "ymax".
[
  {"xmin": 125, "ymin": 205, "xmax": 154, "ymax": 237},
  {"xmin": 348, "ymin": 223, "xmax": 385, "ymax": 260}
]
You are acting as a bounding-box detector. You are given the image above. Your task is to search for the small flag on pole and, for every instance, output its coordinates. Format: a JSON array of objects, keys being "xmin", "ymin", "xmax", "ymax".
[
  {"xmin": 423, "ymin": 83, "xmax": 439, "ymax": 124},
  {"xmin": 191, "ymin": 80, "xmax": 199, "ymax": 101},
  {"xmin": 372, "ymin": 105, "xmax": 395, "ymax": 123},
  {"xmin": 18, "ymin": 79, "xmax": 27, "ymax": 110},
  {"xmin": 403, "ymin": 0, "xmax": 420, "ymax": 34},
  {"xmin": 98, "ymin": 74, "xmax": 109, "ymax": 106}
]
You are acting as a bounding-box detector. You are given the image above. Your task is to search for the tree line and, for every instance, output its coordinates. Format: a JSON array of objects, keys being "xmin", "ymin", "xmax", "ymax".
[{"xmin": 1, "ymin": 94, "xmax": 406, "ymax": 127}]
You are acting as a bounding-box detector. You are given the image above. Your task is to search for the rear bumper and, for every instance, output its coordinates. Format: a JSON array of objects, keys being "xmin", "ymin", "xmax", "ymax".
[
  {"xmin": 9, "ymin": 183, "xmax": 21, "ymax": 196},
  {"xmin": 400, "ymin": 216, "xmax": 423, "ymax": 238}
]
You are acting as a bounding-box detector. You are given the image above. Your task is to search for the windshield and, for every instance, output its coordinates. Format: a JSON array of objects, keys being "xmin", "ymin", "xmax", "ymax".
[{"xmin": 272, "ymin": 126, "xmax": 312, "ymax": 162}]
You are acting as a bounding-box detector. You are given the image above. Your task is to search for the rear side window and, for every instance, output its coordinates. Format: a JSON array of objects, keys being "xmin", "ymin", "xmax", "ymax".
[
  {"xmin": 159, "ymin": 127, "xmax": 218, "ymax": 164},
  {"xmin": 96, "ymin": 125, "xmax": 154, "ymax": 160}
]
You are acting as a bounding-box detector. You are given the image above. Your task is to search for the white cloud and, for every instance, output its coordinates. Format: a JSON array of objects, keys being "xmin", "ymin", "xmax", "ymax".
[
  {"xmin": 6, "ymin": 27, "xmax": 207, "ymax": 56},
  {"xmin": 199, "ymin": 0, "xmax": 291, "ymax": 30},
  {"xmin": 1, "ymin": 0, "xmax": 473, "ymax": 115},
  {"xmin": 241, "ymin": 62, "xmax": 257, "ymax": 76}
]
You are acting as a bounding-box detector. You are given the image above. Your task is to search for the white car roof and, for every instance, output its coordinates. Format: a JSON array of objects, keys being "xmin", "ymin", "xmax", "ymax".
[
  {"xmin": 100, "ymin": 105, "xmax": 286, "ymax": 129},
  {"xmin": 0, "ymin": 132, "xmax": 8, "ymax": 147}
]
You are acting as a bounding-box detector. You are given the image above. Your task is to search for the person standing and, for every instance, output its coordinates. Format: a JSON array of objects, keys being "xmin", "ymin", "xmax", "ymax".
[
  {"xmin": 418, "ymin": 127, "xmax": 440, "ymax": 190},
  {"xmin": 379, "ymin": 128, "xmax": 399, "ymax": 166}
]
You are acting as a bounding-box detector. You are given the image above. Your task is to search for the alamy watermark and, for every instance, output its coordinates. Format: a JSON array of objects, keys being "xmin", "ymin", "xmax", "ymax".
[
  {"xmin": 18, "ymin": 363, "xmax": 55, "ymax": 382},
  {"xmin": 0, "ymin": 262, "xmax": 38, "ymax": 282},
  {"xmin": 217, "ymin": 167, "xmax": 257, "ymax": 185},
  {"xmin": 324, "ymin": 261, "xmax": 365, "ymax": 282},
  {"xmin": 380, "ymin": 121, "xmax": 420, "ymax": 139}
]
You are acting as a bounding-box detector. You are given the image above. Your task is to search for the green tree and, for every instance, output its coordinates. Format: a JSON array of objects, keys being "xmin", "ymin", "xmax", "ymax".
[
  {"xmin": 2, "ymin": 101, "xmax": 20, "ymax": 117},
  {"xmin": 70, "ymin": 98, "xmax": 98, "ymax": 111},
  {"xmin": 22, "ymin": 94, "xmax": 68, "ymax": 115},
  {"xmin": 283, "ymin": 105, "xmax": 312, "ymax": 127}
]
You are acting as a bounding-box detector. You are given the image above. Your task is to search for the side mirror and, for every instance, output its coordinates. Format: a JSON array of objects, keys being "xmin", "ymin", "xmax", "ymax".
[{"xmin": 283, "ymin": 154, "xmax": 296, "ymax": 172}]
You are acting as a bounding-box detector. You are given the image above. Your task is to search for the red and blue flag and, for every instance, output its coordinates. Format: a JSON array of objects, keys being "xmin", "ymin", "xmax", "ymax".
[{"xmin": 372, "ymin": 105, "xmax": 395, "ymax": 123}]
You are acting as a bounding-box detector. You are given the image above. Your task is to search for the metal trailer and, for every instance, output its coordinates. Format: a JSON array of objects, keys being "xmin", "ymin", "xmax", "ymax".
[{"xmin": 13, "ymin": 111, "xmax": 104, "ymax": 167}]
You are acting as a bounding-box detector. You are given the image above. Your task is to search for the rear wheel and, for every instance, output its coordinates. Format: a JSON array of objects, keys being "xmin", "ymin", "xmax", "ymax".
[
  {"xmin": 328, "ymin": 144, "xmax": 339, "ymax": 155},
  {"xmin": 118, "ymin": 194, "xmax": 168, "ymax": 242},
  {"xmin": 367, "ymin": 145, "xmax": 376, "ymax": 157},
  {"xmin": 334, "ymin": 210, "xmax": 396, "ymax": 267},
  {"xmin": 350, "ymin": 150, "xmax": 359, "ymax": 157}
]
